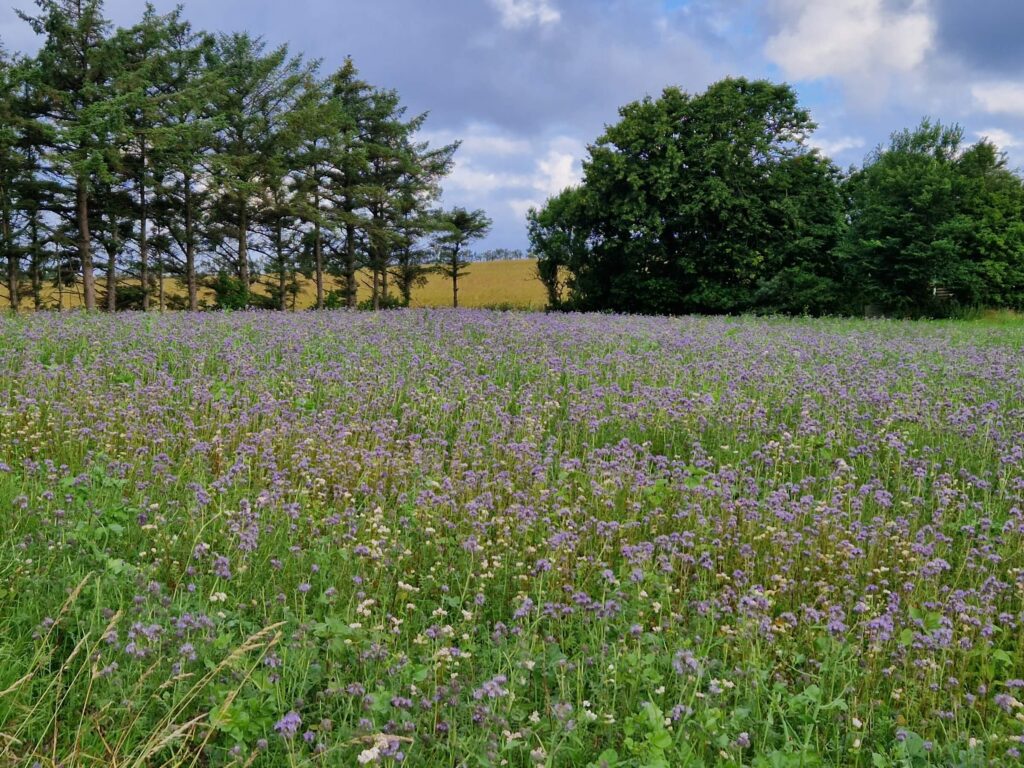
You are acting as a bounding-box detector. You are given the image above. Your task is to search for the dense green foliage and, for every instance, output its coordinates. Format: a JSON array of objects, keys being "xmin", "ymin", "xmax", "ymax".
[
  {"xmin": 0, "ymin": 0, "xmax": 465, "ymax": 312},
  {"xmin": 530, "ymin": 81, "xmax": 1024, "ymax": 317},
  {"xmin": 843, "ymin": 121, "xmax": 1024, "ymax": 316}
]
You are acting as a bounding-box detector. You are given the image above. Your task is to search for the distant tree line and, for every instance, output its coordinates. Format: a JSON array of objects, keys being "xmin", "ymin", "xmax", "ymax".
[
  {"xmin": 529, "ymin": 78, "xmax": 1024, "ymax": 318},
  {"xmin": 0, "ymin": 0, "xmax": 493, "ymax": 312}
]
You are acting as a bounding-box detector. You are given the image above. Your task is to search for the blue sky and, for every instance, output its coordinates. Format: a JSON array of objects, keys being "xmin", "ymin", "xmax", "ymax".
[{"xmin": 3, "ymin": 0, "xmax": 1023, "ymax": 251}]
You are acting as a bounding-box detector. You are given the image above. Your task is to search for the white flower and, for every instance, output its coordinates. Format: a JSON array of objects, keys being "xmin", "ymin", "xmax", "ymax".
[{"xmin": 357, "ymin": 746, "xmax": 380, "ymax": 764}]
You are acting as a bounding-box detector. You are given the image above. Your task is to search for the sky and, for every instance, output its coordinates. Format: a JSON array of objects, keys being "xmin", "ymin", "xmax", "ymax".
[{"xmin": 2, "ymin": 0, "xmax": 1023, "ymax": 252}]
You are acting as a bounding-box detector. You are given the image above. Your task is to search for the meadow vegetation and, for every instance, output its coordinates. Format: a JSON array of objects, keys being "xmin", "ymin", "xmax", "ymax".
[{"xmin": 1, "ymin": 310, "xmax": 1023, "ymax": 766}]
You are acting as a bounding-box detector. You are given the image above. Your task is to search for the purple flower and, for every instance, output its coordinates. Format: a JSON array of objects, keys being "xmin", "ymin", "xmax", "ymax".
[
  {"xmin": 473, "ymin": 675, "xmax": 509, "ymax": 700},
  {"xmin": 274, "ymin": 711, "xmax": 301, "ymax": 738},
  {"xmin": 213, "ymin": 555, "xmax": 232, "ymax": 580}
]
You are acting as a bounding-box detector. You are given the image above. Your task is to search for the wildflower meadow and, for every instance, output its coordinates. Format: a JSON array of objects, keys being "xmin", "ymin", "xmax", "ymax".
[{"xmin": 1, "ymin": 310, "xmax": 1022, "ymax": 767}]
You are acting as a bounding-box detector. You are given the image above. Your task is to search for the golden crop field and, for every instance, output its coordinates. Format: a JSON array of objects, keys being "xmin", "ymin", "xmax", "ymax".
[{"xmin": 9, "ymin": 259, "xmax": 549, "ymax": 311}]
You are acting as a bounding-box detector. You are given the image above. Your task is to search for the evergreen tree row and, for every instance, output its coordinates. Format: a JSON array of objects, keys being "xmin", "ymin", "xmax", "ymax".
[
  {"xmin": 0, "ymin": 0, "xmax": 492, "ymax": 311},
  {"xmin": 529, "ymin": 79, "xmax": 1024, "ymax": 318}
]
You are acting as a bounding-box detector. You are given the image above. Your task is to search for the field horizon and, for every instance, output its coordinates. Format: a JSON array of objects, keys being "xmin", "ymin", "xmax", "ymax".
[{"xmin": 4, "ymin": 259, "xmax": 549, "ymax": 312}]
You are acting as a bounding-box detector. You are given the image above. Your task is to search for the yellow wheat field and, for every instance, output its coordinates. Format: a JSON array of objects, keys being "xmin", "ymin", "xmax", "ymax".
[{"xmin": 5, "ymin": 259, "xmax": 549, "ymax": 311}]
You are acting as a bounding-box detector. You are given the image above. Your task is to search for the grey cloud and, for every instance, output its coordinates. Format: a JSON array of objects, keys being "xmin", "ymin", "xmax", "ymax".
[
  {"xmin": 2, "ymin": 0, "xmax": 740, "ymax": 248},
  {"xmin": 3, "ymin": 0, "xmax": 1019, "ymax": 249},
  {"xmin": 933, "ymin": 0, "xmax": 1024, "ymax": 75}
]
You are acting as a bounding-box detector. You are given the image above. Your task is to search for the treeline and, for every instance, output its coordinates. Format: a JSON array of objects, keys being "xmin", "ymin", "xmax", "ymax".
[
  {"xmin": 529, "ymin": 79, "xmax": 1024, "ymax": 318},
  {"xmin": 0, "ymin": 0, "xmax": 493, "ymax": 312}
]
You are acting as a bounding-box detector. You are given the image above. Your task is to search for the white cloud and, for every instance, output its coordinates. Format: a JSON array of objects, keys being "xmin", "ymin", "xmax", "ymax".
[
  {"xmin": 972, "ymin": 82, "xmax": 1024, "ymax": 116},
  {"xmin": 445, "ymin": 164, "xmax": 530, "ymax": 195},
  {"xmin": 489, "ymin": 0, "xmax": 561, "ymax": 29},
  {"xmin": 534, "ymin": 144, "xmax": 582, "ymax": 197},
  {"xmin": 764, "ymin": 0, "xmax": 935, "ymax": 82},
  {"xmin": 810, "ymin": 135, "xmax": 866, "ymax": 158},
  {"xmin": 508, "ymin": 198, "xmax": 542, "ymax": 219},
  {"xmin": 421, "ymin": 125, "xmax": 531, "ymax": 158},
  {"xmin": 462, "ymin": 134, "xmax": 532, "ymax": 156},
  {"xmin": 974, "ymin": 128, "xmax": 1022, "ymax": 150},
  {"xmin": 437, "ymin": 129, "xmax": 582, "ymax": 225},
  {"xmin": 508, "ymin": 139, "xmax": 583, "ymax": 218}
]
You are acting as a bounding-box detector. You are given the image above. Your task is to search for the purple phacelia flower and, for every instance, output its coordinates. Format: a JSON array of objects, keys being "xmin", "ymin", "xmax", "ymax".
[{"xmin": 274, "ymin": 710, "xmax": 301, "ymax": 738}]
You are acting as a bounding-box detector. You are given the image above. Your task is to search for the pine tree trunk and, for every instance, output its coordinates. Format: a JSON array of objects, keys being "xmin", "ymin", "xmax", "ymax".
[
  {"xmin": 139, "ymin": 143, "xmax": 149, "ymax": 311},
  {"xmin": 277, "ymin": 219, "xmax": 286, "ymax": 312},
  {"xmin": 238, "ymin": 201, "xmax": 249, "ymax": 303},
  {"xmin": 185, "ymin": 174, "xmax": 197, "ymax": 311},
  {"xmin": 452, "ymin": 245, "xmax": 460, "ymax": 309},
  {"xmin": 106, "ymin": 242, "xmax": 117, "ymax": 312},
  {"xmin": 158, "ymin": 252, "xmax": 165, "ymax": 311},
  {"xmin": 345, "ymin": 221, "xmax": 357, "ymax": 309},
  {"xmin": 314, "ymin": 207, "xmax": 324, "ymax": 310},
  {"xmin": 2, "ymin": 191, "xmax": 15, "ymax": 311},
  {"xmin": 77, "ymin": 177, "xmax": 96, "ymax": 311},
  {"xmin": 30, "ymin": 214, "xmax": 42, "ymax": 311}
]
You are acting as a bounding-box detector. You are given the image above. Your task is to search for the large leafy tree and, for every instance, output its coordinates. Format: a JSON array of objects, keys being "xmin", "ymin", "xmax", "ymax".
[
  {"xmin": 843, "ymin": 120, "xmax": 1024, "ymax": 315},
  {"xmin": 530, "ymin": 78, "xmax": 845, "ymax": 315},
  {"xmin": 527, "ymin": 186, "xmax": 589, "ymax": 310},
  {"xmin": 753, "ymin": 152, "xmax": 847, "ymax": 314}
]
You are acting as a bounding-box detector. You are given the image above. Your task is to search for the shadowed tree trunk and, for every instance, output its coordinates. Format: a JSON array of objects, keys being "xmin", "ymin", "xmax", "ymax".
[
  {"xmin": 344, "ymin": 221, "xmax": 357, "ymax": 308},
  {"xmin": 77, "ymin": 177, "xmax": 96, "ymax": 311},
  {"xmin": 238, "ymin": 202, "xmax": 249, "ymax": 302},
  {"xmin": 106, "ymin": 248, "xmax": 116, "ymax": 312},
  {"xmin": 314, "ymin": 193, "xmax": 323, "ymax": 309},
  {"xmin": 2, "ymin": 193, "xmax": 15, "ymax": 311},
  {"xmin": 30, "ymin": 214, "xmax": 42, "ymax": 310},
  {"xmin": 139, "ymin": 143, "xmax": 149, "ymax": 311},
  {"xmin": 185, "ymin": 173, "xmax": 197, "ymax": 311}
]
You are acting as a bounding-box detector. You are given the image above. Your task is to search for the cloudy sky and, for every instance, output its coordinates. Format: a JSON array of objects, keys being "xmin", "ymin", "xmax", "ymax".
[{"xmin": 2, "ymin": 0, "xmax": 1022, "ymax": 250}]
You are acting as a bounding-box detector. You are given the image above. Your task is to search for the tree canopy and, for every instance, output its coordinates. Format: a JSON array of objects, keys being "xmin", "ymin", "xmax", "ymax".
[
  {"xmin": 842, "ymin": 120, "xmax": 1024, "ymax": 316},
  {"xmin": 530, "ymin": 80, "xmax": 1024, "ymax": 318},
  {"xmin": 0, "ymin": 0, "xmax": 469, "ymax": 311}
]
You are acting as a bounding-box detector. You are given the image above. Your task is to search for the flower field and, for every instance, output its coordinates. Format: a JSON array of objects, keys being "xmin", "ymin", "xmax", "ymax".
[{"xmin": 1, "ymin": 310, "xmax": 1022, "ymax": 767}]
